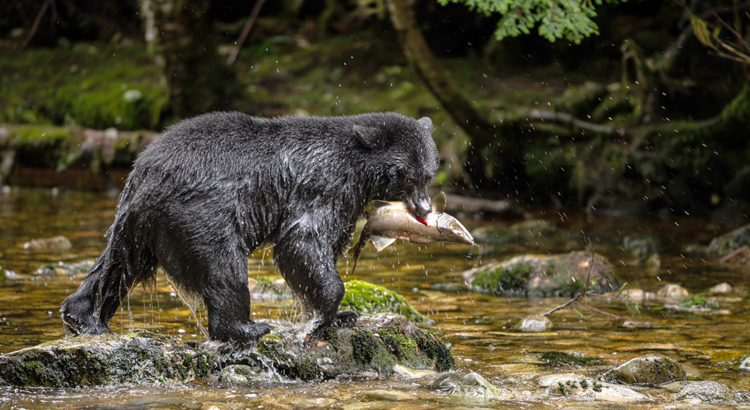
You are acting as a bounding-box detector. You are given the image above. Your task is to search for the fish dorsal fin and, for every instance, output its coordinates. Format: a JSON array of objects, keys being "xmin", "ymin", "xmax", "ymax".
[
  {"xmin": 431, "ymin": 191, "xmax": 447, "ymax": 213},
  {"xmin": 371, "ymin": 236, "xmax": 396, "ymax": 252},
  {"xmin": 372, "ymin": 200, "xmax": 391, "ymax": 208}
]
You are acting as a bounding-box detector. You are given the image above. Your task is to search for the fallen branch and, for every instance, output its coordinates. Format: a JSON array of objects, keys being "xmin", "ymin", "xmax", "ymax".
[
  {"xmin": 541, "ymin": 240, "xmax": 595, "ymax": 316},
  {"xmin": 226, "ymin": 0, "xmax": 267, "ymax": 66},
  {"xmin": 17, "ymin": 0, "xmax": 50, "ymax": 52}
]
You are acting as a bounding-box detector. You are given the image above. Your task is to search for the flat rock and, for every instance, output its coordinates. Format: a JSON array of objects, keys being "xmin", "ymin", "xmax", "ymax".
[
  {"xmin": 464, "ymin": 251, "xmax": 620, "ymax": 296},
  {"xmin": 431, "ymin": 372, "xmax": 503, "ymax": 401},
  {"xmin": 18, "ymin": 236, "xmax": 72, "ymax": 253},
  {"xmin": 392, "ymin": 364, "xmax": 437, "ymax": 379},
  {"xmin": 36, "ymin": 260, "xmax": 94, "ymax": 277},
  {"xmin": 675, "ymin": 381, "xmax": 735, "ymax": 402},
  {"xmin": 602, "ymin": 355, "xmax": 686, "ymax": 386},
  {"xmin": 538, "ymin": 373, "xmax": 647, "ymax": 402},
  {"xmin": 516, "ymin": 315, "xmax": 553, "ymax": 332},
  {"xmin": 0, "ymin": 329, "xmax": 212, "ymax": 387}
]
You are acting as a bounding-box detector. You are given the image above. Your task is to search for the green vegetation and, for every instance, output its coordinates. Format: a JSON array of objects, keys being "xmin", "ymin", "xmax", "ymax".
[
  {"xmin": 678, "ymin": 295, "xmax": 720, "ymax": 309},
  {"xmin": 0, "ymin": 44, "xmax": 166, "ymax": 130},
  {"xmin": 340, "ymin": 280, "xmax": 434, "ymax": 325}
]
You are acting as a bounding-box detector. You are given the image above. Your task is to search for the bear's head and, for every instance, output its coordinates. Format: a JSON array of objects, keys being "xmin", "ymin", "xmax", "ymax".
[{"xmin": 353, "ymin": 114, "xmax": 439, "ymax": 218}]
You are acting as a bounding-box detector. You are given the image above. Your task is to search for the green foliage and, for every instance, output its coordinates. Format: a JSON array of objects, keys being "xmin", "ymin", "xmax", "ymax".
[
  {"xmin": 437, "ymin": 0, "xmax": 623, "ymax": 43},
  {"xmin": 678, "ymin": 295, "xmax": 719, "ymax": 309}
]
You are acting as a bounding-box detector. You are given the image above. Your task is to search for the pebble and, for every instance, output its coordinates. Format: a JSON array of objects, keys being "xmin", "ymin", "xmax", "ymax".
[
  {"xmin": 656, "ymin": 284, "xmax": 689, "ymax": 300},
  {"xmin": 709, "ymin": 283, "xmax": 732, "ymax": 294}
]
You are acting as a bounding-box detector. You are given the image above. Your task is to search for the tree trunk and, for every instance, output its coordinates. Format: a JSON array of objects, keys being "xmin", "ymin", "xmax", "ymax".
[
  {"xmin": 139, "ymin": 0, "xmax": 240, "ymax": 120},
  {"xmin": 384, "ymin": 0, "xmax": 513, "ymax": 188}
]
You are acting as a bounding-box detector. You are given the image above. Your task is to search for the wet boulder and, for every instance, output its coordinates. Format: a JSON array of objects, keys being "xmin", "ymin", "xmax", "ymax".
[
  {"xmin": 516, "ymin": 315, "xmax": 553, "ymax": 332},
  {"xmin": 431, "ymin": 372, "xmax": 504, "ymax": 402},
  {"xmin": 213, "ymin": 313, "xmax": 454, "ymax": 382},
  {"xmin": 739, "ymin": 356, "xmax": 750, "ymax": 372},
  {"xmin": 656, "ymin": 284, "xmax": 689, "ymax": 301},
  {"xmin": 18, "ymin": 236, "xmax": 72, "ymax": 253},
  {"xmin": 709, "ymin": 283, "xmax": 733, "ymax": 294},
  {"xmin": 708, "ymin": 223, "xmax": 750, "ymax": 258},
  {"xmin": 538, "ymin": 373, "xmax": 647, "ymax": 402},
  {"xmin": 602, "ymin": 355, "xmax": 686, "ymax": 387},
  {"xmin": 675, "ymin": 381, "xmax": 735, "ymax": 402},
  {"xmin": 0, "ymin": 329, "xmax": 212, "ymax": 387},
  {"xmin": 620, "ymin": 234, "xmax": 660, "ymax": 259},
  {"xmin": 464, "ymin": 251, "xmax": 620, "ymax": 297},
  {"xmin": 471, "ymin": 220, "xmax": 581, "ymax": 250},
  {"xmin": 339, "ymin": 280, "xmax": 434, "ymax": 325}
]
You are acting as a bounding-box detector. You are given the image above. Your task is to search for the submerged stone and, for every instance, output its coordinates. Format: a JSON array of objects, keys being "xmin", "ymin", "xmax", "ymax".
[
  {"xmin": 212, "ymin": 313, "xmax": 453, "ymax": 382},
  {"xmin": 431, "ymin": 372, "xmax": 503, "ymax": 402},
  {"xmin": 18, "ymin": 236, "xmax": 72, "ymax": 253},
  {"xmin": 602, "ymin": 355, "xmax": 686, "ymax": 387},
  {"xmin": 675, "ymin": 381, "xmax": 735, "ymax": 402},
  {"xmin": 217, "ymin": 364, "xmax": 267, "ymax": 383},
  {"xmin": 516, "ymin": 315, "xmax": 553, "ymax": 332},
  {"xmin": 538, "ymin": 373, "xmax": 646, "ymax": 402},
  {"xmin": 339, "ymin": 280, "xmax": 434, "ymax": 325},
  {"xmin": 0, "ymin": 329, "xmax": 212, "ymax": 387},
  {"xmin": 464, "ymin": 251, "xmax": 620, "ymax": 296},
  {"xmin": 248, "ymin": 275, "xmax": 294, "ymax": 300},
  {"xmin": 36, "ymin": 260, "xmax": 94, "ymax": 277},
  {"xmin": 471, "ymin": 220, "xmax": 581, "ymax": 249}
]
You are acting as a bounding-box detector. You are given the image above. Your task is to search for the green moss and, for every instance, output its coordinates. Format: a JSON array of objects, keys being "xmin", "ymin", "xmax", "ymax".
[
  {"xmin": 351, "ymin": 329, "xmax": 378, "ymax": 363},
  {"xmin": 470, "ymin": 264, "xmax": 531, "ymax": 293},
  {"xmin": 678, "ymin": 295, "xmax": 719, "ymax": 309},
  {"xmin": 0, "ymin": 43, "xmax": 167, "ymax": 130},
  {"xmin": 415, "ymin": 330, "xmax": 455, "ymax": 372},
  {"xmin": 340, "ymin": 280, "xmax": 433, "ymax": 325}
]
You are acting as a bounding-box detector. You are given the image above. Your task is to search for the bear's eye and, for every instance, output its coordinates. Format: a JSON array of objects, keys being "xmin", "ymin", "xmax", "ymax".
[{"xmin": 405, "ymin": 179, "xmax": 415, "ymax": 187}]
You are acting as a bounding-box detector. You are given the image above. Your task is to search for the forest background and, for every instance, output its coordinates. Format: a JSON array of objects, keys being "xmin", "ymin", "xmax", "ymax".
[{"xmin": 0, "ymin": 0, "xmax": 748, "ymax": 218}]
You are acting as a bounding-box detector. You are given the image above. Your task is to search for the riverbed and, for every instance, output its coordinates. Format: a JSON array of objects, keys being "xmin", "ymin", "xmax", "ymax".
[{"xmin": 0, "ymin": 187, "xmax": 748, "ymax": 408}]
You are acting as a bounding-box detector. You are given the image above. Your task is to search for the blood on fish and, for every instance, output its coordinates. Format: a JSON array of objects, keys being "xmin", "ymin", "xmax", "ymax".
[{"xmin": 415, "ymin": 217, "xmax": 428, "ymax": 226}]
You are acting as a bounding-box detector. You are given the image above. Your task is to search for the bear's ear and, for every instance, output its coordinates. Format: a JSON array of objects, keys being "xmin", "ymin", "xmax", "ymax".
[
  {"xmin": 353, "ymin": 125, "xmax": 386, "ymax": 149},
  {"xmin": 418, "ymin": 117, "xmax": 434, "ymax": 132}
]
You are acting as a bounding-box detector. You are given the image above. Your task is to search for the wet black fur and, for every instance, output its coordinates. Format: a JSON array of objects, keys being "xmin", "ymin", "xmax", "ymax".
[{"xmin": 61, "ymin": 112, "xmax": 439, "ymax": 342}]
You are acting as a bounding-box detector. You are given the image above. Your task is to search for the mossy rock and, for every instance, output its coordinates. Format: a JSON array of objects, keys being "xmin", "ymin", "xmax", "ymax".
[
  {"xmin": 212, "ymin": 313, "xmax": 454, "ymax": 382},
  {"xmin": 339, "ymin": 280, "xmax": 435, "ymax": 325},
  {"xmin": 36, "ymin": 260, "xmax": 94, "ymax": 277},
  {"xmin": 0, "ymin": 329, "xmax": 212, "ymax": 387},
  {"xmin": 465, "ymin": 251, "xmax": 620, "ymax": 296},
  {"xmin": 602, "ymin": 355, "xmax": 686, "ymax": 387},
  {"xmin": 708, "ymin": 223, "xmax": 750, "ymax": 258},
  {"xmin": 620, "ymin": 234, "xmax": 660, "ymax": 259}
]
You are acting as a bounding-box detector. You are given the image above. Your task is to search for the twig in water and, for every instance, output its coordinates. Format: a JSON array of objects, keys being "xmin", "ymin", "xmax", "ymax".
[
  {"xmin": 574, "ymin": 301, "xmax": 625, "ymax": 321},
  {"xmin": 541, "ymin": 239, "xmax": 595, "ymax": 317}
]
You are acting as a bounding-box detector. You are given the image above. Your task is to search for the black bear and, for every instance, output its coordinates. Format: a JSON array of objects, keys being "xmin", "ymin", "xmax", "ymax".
[{"xmin": 61, "ymin": 112, "xmax": 439, "ymax": 343}]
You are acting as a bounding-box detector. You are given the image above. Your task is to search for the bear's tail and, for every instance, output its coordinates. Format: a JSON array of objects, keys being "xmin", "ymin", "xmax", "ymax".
[{"xmin": 60, "ymin": 217, "xmax": 157, "ymax": 336}]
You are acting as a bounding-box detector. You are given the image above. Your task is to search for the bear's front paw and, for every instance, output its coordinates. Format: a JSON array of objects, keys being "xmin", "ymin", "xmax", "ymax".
[
  {"xmin": 242, "ymin": 322, "xmax": 272, "ymax": 340},
  {"xmin": 331, "ymin": 311, "xmax": 359, "ymax": 328}
]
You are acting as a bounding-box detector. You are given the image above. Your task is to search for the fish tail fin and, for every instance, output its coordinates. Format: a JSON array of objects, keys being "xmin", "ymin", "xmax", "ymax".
[{"xmin": 348, "ymin": 239, "xmax": 365, "ymax": 275}]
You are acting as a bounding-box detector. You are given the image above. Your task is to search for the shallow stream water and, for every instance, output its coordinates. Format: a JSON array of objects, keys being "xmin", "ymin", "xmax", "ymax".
[{"xmin": 0, "ymin": 187, "xmax": 748, "ymax": 409}]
